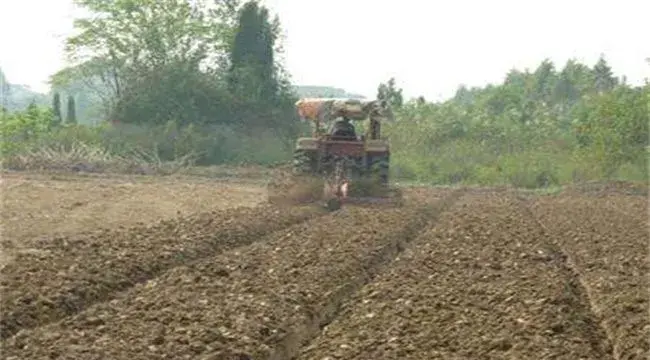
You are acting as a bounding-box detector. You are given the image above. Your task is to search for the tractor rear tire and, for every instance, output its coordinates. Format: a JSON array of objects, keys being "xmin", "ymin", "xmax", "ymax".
[
  {"xmin": 292, "ymin": 149, "xmax": 317, "ymax": 176},
  {"xmin": 368, "ymin": 154, "xmax": 390, "ymax": 187}
]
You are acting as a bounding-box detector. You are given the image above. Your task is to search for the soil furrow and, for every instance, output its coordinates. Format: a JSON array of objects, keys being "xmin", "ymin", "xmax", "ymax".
[
  {"xmin": 1, "ymin": 189, "xmax": 460, "ymax": 360},
  {"xmin": 299, "ymin": 193, "xmax": 614, "ymax": 360},
  {"xmin": 518, "ymin": 196, "xmax": 615, "ymax": 357},
  {"xmin": 267, "ymin": 189, "xmax": 464, "ymax": 360},
  {"xmin": 530, "ymin": 195, "xmax": 649, "ymax": 360},
  {"xmin": 0, "ymin": 204, "xmax": 325, "ymax": 339}
]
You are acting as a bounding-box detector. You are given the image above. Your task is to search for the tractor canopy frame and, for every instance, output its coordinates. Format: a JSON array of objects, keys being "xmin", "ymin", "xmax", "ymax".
[{"xmin": 294, "ymin": 98, "xmax": 394, "ymax": 140}]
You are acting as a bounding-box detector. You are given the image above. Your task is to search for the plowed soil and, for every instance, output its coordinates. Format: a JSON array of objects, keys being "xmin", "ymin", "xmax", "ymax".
[
  {"xmin": 1, "ymin": 172, "xmax": 308, "ymax": 339},
  {"xmin": 1, "ymin": 172, "xmax": 647, "ymax": 360},
  {"xmin": 2, "ymin": 189, "xmax": 461, "ymax": 360},
  {"xmin": 0, "ymin": 171, "xmax": 265, "ymax": 264},
  {"xmin": 0, "ymin": 204, "xmax": 324, "ymax": 339},
  {"xmin": 530, "ymin": 194, "xmax": 649, "ymax": 359},
  {"xmin": 299, "ymin": 193, "xmax": 614, "ymax": 360}
]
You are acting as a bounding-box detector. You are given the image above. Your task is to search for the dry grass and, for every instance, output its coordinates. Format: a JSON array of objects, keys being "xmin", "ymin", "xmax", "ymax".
[{"xmin": 1, "ymin": 142, "xmax": 197, "ymax": 175}]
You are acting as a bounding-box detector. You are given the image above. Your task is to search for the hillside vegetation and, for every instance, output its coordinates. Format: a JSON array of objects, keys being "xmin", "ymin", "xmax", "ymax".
[{"xmin": 1, "ymin": 0, "xmax": 648, "ymax": 187}]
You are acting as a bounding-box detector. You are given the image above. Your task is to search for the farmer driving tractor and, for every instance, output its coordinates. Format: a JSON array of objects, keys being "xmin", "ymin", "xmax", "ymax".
[{"xmin": 329, "ymin": 116, "xmax": 357, "ymax": 140}]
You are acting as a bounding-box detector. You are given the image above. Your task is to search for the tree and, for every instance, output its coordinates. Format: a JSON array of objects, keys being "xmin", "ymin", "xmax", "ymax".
[
  {"xmin": 66, "ymin": 95, "xmax": 77, "ymax": 124},
  {"xmin": 51, "ymin": 58, "xmax": 123, "ymax": 115},
  {"xmin": 0, "ymin": 67, "xmax": 9, "ymax": 110},
  {"xmin": 593, "ymin": 54, "xmax": 617, "ymax": 93},
  {"xmin": 52, "ymin": 92, "xmax": 62, "ymax": 125},
  {"xmin": 377, "ymin": 78, "xmax": 404, "ymax": 108},
  {"xmin": 225, "ymin": 0, "xmax": 296, "ymax": 132},
  {"xmin": 111, "ymin": 60, "xmax": 229, "ymax": 126},
  {"xmin": 553, "ymin": 64, "xmax": 579, "ymax": 106},
  {"xmin": 66, "ymin": 0, "xmax": 215, "ymax": 70},
  {"xmin": 453, "ymin": 85, "xmax": 475, "ymax": 105},
  {"xmin": 532, "ymin": 58, "xmax": 556, "ymax": 104},
  {"xmin": 572, "ymin": 86, "xmax": 648, "ymax": 177},
  {"xmin": 57, "ymin": 0, "xmax": 225, "ymax": 118},
  {"xmin": 227, "ymin": 1, "xmax": 282, "ymax": 103}
]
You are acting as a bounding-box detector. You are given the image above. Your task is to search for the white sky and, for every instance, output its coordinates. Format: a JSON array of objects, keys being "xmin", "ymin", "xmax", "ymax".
[{"xmin": 1, "ymin": 0, "xmax": 648, "ymax": 100}]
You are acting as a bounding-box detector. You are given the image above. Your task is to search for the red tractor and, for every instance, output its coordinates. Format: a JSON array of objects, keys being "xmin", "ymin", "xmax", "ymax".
[{"xmin": 278, "ymin": 97, "xmax": 401, "ymax": 210}]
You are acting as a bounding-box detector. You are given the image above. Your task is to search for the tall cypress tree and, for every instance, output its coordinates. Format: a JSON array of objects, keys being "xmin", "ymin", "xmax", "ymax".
[
  {"xmin": 0, "ymin": 67, "xmax": 10, "ymax": 110},
  {"xmin": 66, "ymin": 95, "xmax": 77, "ymax": 124},
  {"xmin": 52, "ymin": 92, "xmax": 62, "ymax": 125},
  {"xmin": 532, "ymin": 59, "xmax": 556, "ymax": 104},
  {"xmin": 593, "ymin": 55, "xmax": 617, "ymax": 93},
  {"xmin": 228, "ymin": 1, "xmax": 278, "ymax": 103}
]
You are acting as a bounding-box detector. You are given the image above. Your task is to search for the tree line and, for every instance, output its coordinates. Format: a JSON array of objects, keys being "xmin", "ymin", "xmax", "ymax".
[{"xmin": 379, "ymin": 56, "xmax": 649, "ymax": 185}]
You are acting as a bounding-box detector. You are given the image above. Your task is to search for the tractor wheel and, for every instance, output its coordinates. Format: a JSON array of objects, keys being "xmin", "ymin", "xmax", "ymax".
[
  {"xmin": 368, "ymin": 154, "xmax": 390, "ymax": 187},
  {"xmin": 292, "ymin": 149, "xmax": 317, "ymax": 176},
  {"xmin": 348, "ymin": 156, "xmax": 365, "ymax": 180}
]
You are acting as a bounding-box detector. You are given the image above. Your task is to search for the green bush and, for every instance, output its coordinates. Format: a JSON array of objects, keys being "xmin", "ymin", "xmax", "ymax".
[{"xmin": 1, "ymin": 104, "xmax": 56, "ymax": 157}]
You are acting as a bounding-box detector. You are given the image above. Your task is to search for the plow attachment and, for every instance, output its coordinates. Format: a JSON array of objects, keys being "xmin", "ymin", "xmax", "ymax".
[
  {"xmin": 325, "ymin": 180, "xmax": 403, "ymax": 211},
  {"xmin": 267, "ymin": 166, "xmax": 402, "ymax": 211}
]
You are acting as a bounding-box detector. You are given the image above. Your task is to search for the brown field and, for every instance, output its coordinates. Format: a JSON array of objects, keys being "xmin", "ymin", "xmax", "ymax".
[{"xmin": 0, "ymin": 171, "xmax": 647, "ymax": 360}]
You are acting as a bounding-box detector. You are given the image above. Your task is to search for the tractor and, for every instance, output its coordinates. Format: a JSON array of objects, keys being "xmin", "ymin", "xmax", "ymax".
[{"xmin": 268, "ymin": 97, "xmax": 401, "ymax": 211}]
